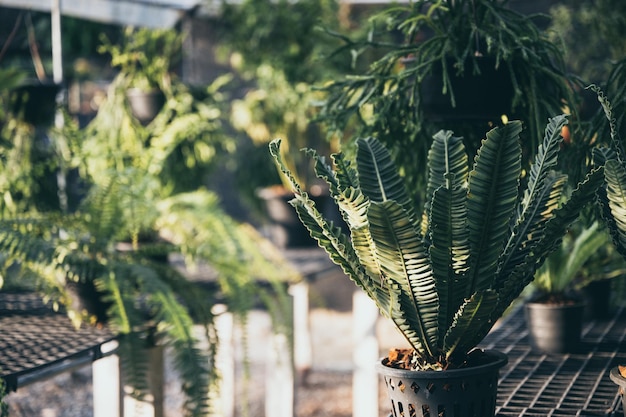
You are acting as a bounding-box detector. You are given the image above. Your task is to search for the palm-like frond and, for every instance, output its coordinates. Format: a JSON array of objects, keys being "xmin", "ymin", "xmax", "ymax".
[
  {"xmin": 466, "ymin": 121, "xmax": 522, "ymax": 294},
  {"xmin": 356, "ymin": 138, "xmax": 416, "ymax": 221},
  {"xmin": 518, "ymin": 115, "xmax": 568, "ymax": 217},
  {"xmin": 592, "ymin": 88, "xmax": 626, "ymax": 259},
  {"xmin": 603, "ymin": 160, "xmax": 626, "ymax": 257},
  {"xmin": 496, "ymin": 115, "xmax": 572, "ymax": 286},
  {"xmin": 429, "ymin": 183, "xmax": 469, "ymax": 337},
  {"xmin": 368, "ymin": 200, "xmax": 438, "ymax": 361},
  {"xmin": 494, "ymin": 165, "xmax": 605, "ymax": 320},
  {"xmin": 270, "ymin": 139, "xmax": 395, "ymax": 316},
  {"xmin": 496, "ymin": 172, "xmax": 568, "ymax": 285},
  {"xmin": 442, "ymin": 290, "xmax": 498, "ymax": 363},
  {"xmin": 427, "ymin": 132, "xmax": 470, "ymax": 336},
  {"xmin": 424, "ymin": 130, "xmax": 468, "ymax": 221}
]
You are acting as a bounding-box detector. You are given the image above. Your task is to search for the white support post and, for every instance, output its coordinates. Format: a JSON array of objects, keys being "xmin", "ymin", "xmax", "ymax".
[
  {"xmin": 211, "ymin": 304, "xmax": 235, "ymax": 417},
  {"xmin": 352, "ymin": 290, "xmax": 379, "ymax": 417},
  {"xmin": 50, "ymin": 0, "xmax": 63, "ymax": 84},
  {"xmin": 265, "ymin": 331, "xmax": 294, "ymax": 417},
  {"xmin": 123, "ymin": 346, "xmax": 165, "ymax": 417},
  {"xmin": 93, "ymin": 341, "xmax": 123, "ymax": 417},
  {"xmin": 290, "ymin": 281, "xmax": 312, "ymax": 385},
  {"xmin": 265, "ymin": 287, "xmax": 295, "ymax": 417}
]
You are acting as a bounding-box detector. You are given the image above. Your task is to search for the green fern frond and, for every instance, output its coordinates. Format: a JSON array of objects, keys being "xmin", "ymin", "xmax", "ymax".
[
  {"xmin": 602, "ymin": 160, "xmax": 626, "ymax": 258},
  {"xmin": 443, "ymin": 290, "xmax": 498, "ymax": 363},
  {"xmin": 496, "ymin": 172, "xmax": 567, "ymax": 285},
  {"xmin": 368, "ymin": 199, "xmax": 439, "ymax": 360},
  {"xmin": 466, "ymin": 121, "xmax": 522, "ymax": 294},
  {"xmin": 429, "ymin": 181, "xmax": 469, "ymax": 336},
  {"xmin": 357, "ymin": 137, "xmax": 417, "ymax": 222}
]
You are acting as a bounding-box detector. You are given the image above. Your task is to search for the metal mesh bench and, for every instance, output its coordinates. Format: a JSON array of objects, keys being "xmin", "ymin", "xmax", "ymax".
[
  {"xmin": 480, "ymin": 305, "xmax": 626, "ymax": 417},
  {"xmin": 0, "ymin": 290, "xmax": 117, "ymax": 392}
]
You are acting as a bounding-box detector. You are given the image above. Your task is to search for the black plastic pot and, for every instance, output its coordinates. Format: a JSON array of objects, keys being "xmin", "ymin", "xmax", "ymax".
[
  {"xmin": 420, "ymin": 57, "xmax": 514, "ymax": 122},
  {"xmin": 12, "ymin": 83, "xmax": 61, "ymax": 127},
  {"xmin": 126, "ymin": 88, "xmax": 165, "ymax": 125},
  {"xmin": 524, "ymin": 299, "xmax": 585, "ymax": 354},
  {"xmin": 610, "ymin": 367, "xmax": 626, "ymax": 417},
  {"xmin": 582, "ymin": 279, "xmax": 612, "ymax": 320},
  {"xmin": 65, "ymin": 279, "xmax": 111, "ymax": 325},
  {"xmin": 377, "ymin": 350, "xmax": 508, "ymax": 417}
]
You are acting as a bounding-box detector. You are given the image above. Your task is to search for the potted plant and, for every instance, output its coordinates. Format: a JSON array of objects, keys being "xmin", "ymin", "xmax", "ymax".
[
  {"xmin": 270, "ymin": 114, "xmax": 603, "ymax": 416},
  {"xmin": 217, "ymin": 0, "xmax": 355, "ymax": 247},
  {"xmin": 11, "ymin": 81, "xmax": 60, "ymax": 128},
  {"xmin": 0, "ymin": 65, "xmax": 298, "ymax": 416},
  {"xmin": 99, "ymin": 27, "xmax": 182, "ymax": 125},
  {"xmin": 319, "ymin": 0, "xmax": 578, "ymax": 211},
  {"xmin": 524, "ymin": 219, "xmax": 610, "ymax": 353},
  {"xmin": 231, "ymin": 64, "xmax": 342, "ymax": 247}
]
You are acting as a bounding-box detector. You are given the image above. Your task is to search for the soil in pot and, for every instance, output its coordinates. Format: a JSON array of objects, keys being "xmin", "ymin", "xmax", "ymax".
[
  {"xmin": 524, "ymin": 294, "xmax": 585, "ymax": 354},
  {"xmin": 377, "ymin": 348, "xmax": 508, "ymax": 417}
]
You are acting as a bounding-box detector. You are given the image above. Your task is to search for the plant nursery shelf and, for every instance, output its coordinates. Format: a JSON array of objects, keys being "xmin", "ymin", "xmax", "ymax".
[
  {"xmin": 0, "ymin": 290, "xmax": 117, "ymax": 392},
  {"xmin": 481, "ymin": 304, "xmax": 626, "ymax": 417}
]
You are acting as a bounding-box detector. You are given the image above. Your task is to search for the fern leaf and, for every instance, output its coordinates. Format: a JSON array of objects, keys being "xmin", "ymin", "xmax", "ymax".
[
  {"xmin": 356, "ymin": 137, "xmax": 417, "ymax": 222},
  {"xmin": 423, "ymin": 130, "xmax": 468, "ymax": 236},
  {"xmin": 603, "ymin": 159, "xmax": 626, "ymax": 257},
  {"xmin": 467, "ymin": 121, "xmax": 522, "ymax": 294},
  {"xmin": 496, "ymin": 172, "xmax": 567, "ymax": 287},
  {"xmin": 443, "ymin": 290, "xmax": 498, "ymax": 363},
  {"xmin": 429, "ymin": 181, "xmax": 469, "ymax": 341},
  {"xmin": 518, "ymin": 115, "xmax": 568, "ymax": 218},
  {"xmin": 367, "ymin": 200, "xmax": 439, "ymax": 359}
]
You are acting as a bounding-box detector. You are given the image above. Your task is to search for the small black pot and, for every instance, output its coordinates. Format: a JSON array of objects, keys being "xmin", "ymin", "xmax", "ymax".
[
  {"xmin": 126, "ymin": 88, "xmax": 165, "ymax": 125},
  {"xmin": 377, "ymin": 350, "xmax": 508, "ymax": 417},
  {"xmin": 65, "ymin": 279, "xmax": 111, "ymax": 325},
  {"xmin": 420, "ymin": 57, "xmax": 514, "ymax": 122},
  {"xmin": 609, "ymin": 367, "xmax": 626, "ymax": 417},
  {"xmin": 12, "ymin": 83, "xmax": 61, "ymax": 127},
  {"xmin": 582, "ymin": 279, "xmax": 612, "ymax": 320},
  {"xmin": 524, "ymin": 298, "xmax": 585, "ymax": 354}
]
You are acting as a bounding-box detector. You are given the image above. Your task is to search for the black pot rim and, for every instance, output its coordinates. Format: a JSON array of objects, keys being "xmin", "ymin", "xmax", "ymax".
[{"xmin": 376, "ymin": 349, "xmax": 508, "ymax": 379}]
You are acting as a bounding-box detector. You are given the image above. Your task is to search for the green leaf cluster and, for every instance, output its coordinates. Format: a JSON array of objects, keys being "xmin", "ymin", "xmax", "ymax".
[
  {"xmin": 592, "ymin": 87, "xmax": 626, "ymax": 271},
  {"xmin": 99, "ymin": 27, "xmax": 183, "ymax": 91},
  {"xmin": 533, "ymin": 220, "xmax": 612, "ymax": 295},
  {"xmin": 270, "ymin": 114, "xmax": 602, "ymax": 369},
  {"xmin": 319, "ymin": 0, "xmax": 577, "ymax": 209},
  {"xmin": 0, "ymin": 57, "xmax": 298, "ymax": 417}
]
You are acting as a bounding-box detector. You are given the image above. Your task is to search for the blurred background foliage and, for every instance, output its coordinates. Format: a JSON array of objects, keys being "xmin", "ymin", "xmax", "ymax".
[{"xmin": 1, "ymin": 0, "xmax": 626, "ymax": 413}]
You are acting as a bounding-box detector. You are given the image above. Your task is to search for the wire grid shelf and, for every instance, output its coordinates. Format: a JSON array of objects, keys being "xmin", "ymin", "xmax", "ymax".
[{"xmin": 480, "ymin": 305, "xmax": 626, "ymax": 417}]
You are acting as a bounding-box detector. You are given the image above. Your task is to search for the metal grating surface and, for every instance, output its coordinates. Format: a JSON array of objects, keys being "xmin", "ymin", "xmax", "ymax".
[
  {"xmin": 479, "ymin": 305, "xmax": 626, "ymax": 417},
  {"xmin": 0, "ymin": 291, "xmax": 117, "ymax": 391}
]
